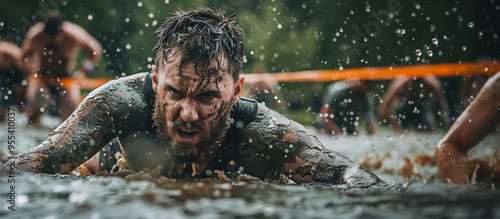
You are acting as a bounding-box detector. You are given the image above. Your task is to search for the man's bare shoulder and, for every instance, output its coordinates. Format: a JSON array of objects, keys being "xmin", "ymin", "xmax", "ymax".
[
  {"xmin": 25, "ymin": 23, "xmax": 45, "ymax": 39},
  {"xmin": 61, "ymin": 21, "xmax": 94, "ymax": 41},
  {"xmin": 89, "ymin": 73, "xmax": 149, "ymax": 96},
  {"xmin": 80, "ymin": 73, "xmax": 152, "ymax": 133},
  {"xmin": 242, "ymin": 103, "xmax": 321, "ymax": 149},
  {"xmin": 116, "ymin": 72, "xmax": 149, "ymax": 83},
  {"xmin": 252, "ymin": 104, "xmax": 307, "ymax": 128}
]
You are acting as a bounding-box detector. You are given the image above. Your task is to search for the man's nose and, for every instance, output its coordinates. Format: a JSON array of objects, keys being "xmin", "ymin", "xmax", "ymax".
[{"xmin": 180, "ymin": 98, "xmax": 199, "ymax": 123}]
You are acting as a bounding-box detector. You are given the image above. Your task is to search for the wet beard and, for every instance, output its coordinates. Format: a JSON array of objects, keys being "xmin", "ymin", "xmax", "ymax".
[{"xmin": 153, "ymin": 98, "xmax": 233, "ymax": 163}]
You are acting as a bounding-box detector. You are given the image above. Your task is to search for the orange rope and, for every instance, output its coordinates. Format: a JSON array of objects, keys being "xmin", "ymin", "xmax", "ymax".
[
  {"xmin": 35, "ymin": 60, "xmax": 499, "ymax": 90},
  {"xmin": 60, "ymin": 77, "xmax": 110, "ymax": 90},
  {"xmin": 244, "ymin": 60, "xmax": 500, "ymax": 83}
]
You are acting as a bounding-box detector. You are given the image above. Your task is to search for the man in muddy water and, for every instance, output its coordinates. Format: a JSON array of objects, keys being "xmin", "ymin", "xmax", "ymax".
[
  {"xmin": 377, "ymin": 75, "xmax": 451, "ymax": 133},
  {"xmin": 22, "ymin": 11, "xmax": 102, "ymax": 123},
  {"xmin": 5, "ymin": 8, "xmax": 383, "ymax": 187},
  {"xmin": 317, "ymin": 80, "xmax": 378, "ymax": 136},
  {"xmin": 0, "ymin": 41, "xmax": 29, "ymax": 120}
]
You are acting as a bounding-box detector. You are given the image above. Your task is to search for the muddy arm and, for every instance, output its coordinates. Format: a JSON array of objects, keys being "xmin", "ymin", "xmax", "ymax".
[
  {"xmin": 239, "ymin": 105, "xmax": 382, "ymax": 187},
  {"xmin": 4, "ymin": 73, "xmax": 150, "ymax": 174},
  {"xmin": 436, "ymin": 73, "xmax": 500, "ymax": 184},
  {"xmin": 377, "ymin": 76, "xmax": 408, "ymax": 132}
]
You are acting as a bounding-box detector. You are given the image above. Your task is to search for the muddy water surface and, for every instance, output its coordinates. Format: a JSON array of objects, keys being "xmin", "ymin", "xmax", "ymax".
[{"xmin": 2, "ymin": 117, "xmax": 500, "ymax": 218}]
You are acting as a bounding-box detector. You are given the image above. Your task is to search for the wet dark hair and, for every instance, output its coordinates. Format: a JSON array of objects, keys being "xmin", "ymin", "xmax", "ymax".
[
  {"xmin": 153, "ymin": 7, "xmax": 245, "ymax": 82},
  {"xmin": 44, "ymin": 12, "xmax": 63, "ymax": 37}
]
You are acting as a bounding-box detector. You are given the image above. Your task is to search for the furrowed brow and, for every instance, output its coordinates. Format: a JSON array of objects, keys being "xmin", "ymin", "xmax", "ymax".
[{"xmin": 164, "ymin": 84, "xmax": 181, "ymax": 93}]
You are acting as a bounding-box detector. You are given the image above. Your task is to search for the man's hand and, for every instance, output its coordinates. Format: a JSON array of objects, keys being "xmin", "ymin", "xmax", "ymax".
[{"xmin": 4, "ymin": 153, "xmax": 46, "ymax": 173}]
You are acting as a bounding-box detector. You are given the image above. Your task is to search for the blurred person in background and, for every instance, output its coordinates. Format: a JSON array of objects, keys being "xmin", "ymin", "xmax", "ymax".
[
  {"xmin": 0, "ymin": 41, "xmax": 29, "ymax": 120},
  {"xmin": 22, "ymin": 11, "xmax": 102, "ymax": 124},
  {"xmin": 243, "ymin": 63, "xmax": 285, "ymax": 110},
  {"xmin": 377, "ymin": 75, "xmax": 450, "ymax": 133},
  {"xmin": 317, "ymin": 80, "xmax": 378, "ymax": 136}
]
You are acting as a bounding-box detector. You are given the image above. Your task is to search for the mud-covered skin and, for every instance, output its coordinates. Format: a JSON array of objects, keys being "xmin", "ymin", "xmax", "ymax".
[
  {"xmin": 237, "ymin": 104, "xmax": 383, "ymax": 187},
  {"xmin": 4, "ymin": 73, "xmax": 151, "ymax": 174}
]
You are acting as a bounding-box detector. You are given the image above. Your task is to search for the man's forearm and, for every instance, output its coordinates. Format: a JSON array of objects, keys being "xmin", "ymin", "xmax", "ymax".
[
  {"xmin": 4, "ymin": 74, "xmax": 150, "ymax": 174},
  {"xmin": 296, "ymin": 148, "xmax": 382, "ymax": 187},
  {"xmin": 4, "ymin": 93, "xmax": 116, "ymax": 174},
  {"xmin": 435, "ymin": 142, "xmax": 469, "ymax": 184}
]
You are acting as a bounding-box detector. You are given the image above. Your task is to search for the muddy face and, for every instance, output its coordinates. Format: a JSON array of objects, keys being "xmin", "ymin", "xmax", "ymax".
[{"xmin": 152, "ymin": 48, "xmax": 241, "ymax": 163}]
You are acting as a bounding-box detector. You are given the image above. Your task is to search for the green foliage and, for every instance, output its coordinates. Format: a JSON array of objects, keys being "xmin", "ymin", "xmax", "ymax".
[
  {"xmin": 0, "ymin": 0, "xmax": 484, "ymax": 126},
  {"xmin": 0, "ymin": 0, "xmax": 479, "ymax": 75}
]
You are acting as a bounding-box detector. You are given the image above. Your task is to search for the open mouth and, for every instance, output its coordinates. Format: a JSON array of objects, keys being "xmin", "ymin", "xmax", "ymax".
[{"xmin": 179, "ymin": 128, "xmax": 197, "ymax": 138}]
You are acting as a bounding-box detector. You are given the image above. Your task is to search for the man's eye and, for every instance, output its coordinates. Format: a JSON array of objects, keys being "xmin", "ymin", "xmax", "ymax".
[
  {"xmin": 169, "ymin": 90, "xmax": 180, "ymax": 96},
  {"xmin": 202, "ymin": 93, "xmax": 215, "ymax": 100}
]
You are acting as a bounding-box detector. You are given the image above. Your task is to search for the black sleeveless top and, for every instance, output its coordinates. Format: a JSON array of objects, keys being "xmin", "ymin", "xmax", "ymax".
[{"xmin": 100, "ymin": 73, "xmax": 258, "ymax": 178}]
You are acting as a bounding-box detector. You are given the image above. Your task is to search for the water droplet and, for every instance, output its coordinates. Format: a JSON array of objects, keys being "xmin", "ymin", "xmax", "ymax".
[
  {"xmin": 148, "ymin": 13, "xmax": 154, "ymax": 18},
  {"xmin": 432, "ymin": 38, "xmax": 439, "ymax": 45},
  {"xmin": 87, "ymin": 15, "xmax": 93, "ymax": 20},
  {"xmin": 468, "ymin": 22, "xmax": 474, "ymax": 28},
  {"xmin": 427, "ymin": 50, "xmax": 433, "ymax": 57},
  {"xmin": 462, "ymin": 46, "xmax": 467, "ymax": 51},
  {"xmin": 137, "ymin": 2, "xmax": 143, "ymax": 7},
  {"xmin": 277, "ymin": 23, "xmax": 282, "ymax": 29},
  {"xmin": 415, "ymin": 49, "xmax": 422, "ymax": 56}
]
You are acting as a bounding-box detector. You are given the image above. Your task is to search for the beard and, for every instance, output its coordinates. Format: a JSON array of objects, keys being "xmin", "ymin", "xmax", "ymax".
[{"xmin": 152, "ymin": 97, "xmax": 233, "ymax": 163}]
